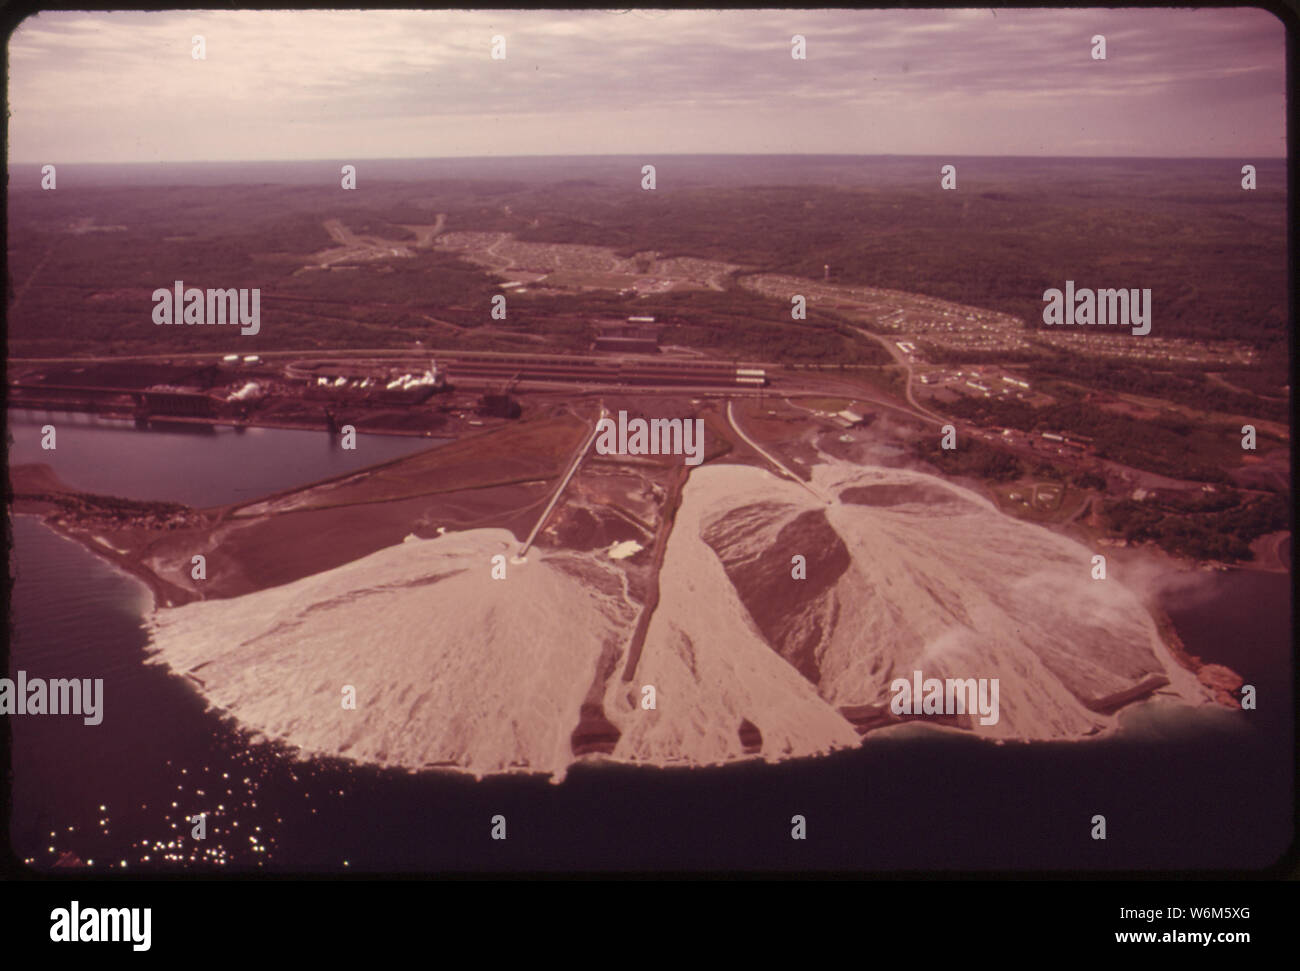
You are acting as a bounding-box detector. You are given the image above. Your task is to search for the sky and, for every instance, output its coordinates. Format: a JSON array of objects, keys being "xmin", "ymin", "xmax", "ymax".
[{"xmin": 5, "ymin": 8, "xmax": 1287, "ymax": 164}]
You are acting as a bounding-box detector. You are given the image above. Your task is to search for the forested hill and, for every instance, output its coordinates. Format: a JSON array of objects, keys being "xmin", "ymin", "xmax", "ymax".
[{"xmin": 7, "ymin": 155, "xmax": 1287, "ymax": 358}]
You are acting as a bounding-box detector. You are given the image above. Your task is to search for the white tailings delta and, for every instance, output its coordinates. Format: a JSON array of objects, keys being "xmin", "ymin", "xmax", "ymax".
[{"xmin": 143, "ymin": 459, "xmax": 1212, "ymax": 782}]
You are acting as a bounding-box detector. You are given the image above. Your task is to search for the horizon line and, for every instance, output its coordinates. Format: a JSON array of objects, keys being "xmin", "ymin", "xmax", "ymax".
[{"xmin": 7, "ymin": 152, "xmax": 1288, "ymax": 167}]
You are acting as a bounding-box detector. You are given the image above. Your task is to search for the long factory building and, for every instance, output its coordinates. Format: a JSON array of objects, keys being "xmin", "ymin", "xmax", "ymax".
[
  {"xmin": 289, "ymin": 352, "xmax": 768, "ymax": 389},
  {"xmin": 443, "ymin": 351, "xmax": 767, "ymax": 387}
]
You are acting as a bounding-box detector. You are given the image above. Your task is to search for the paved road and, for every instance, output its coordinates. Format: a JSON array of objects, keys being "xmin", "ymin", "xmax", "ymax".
[
  {"xmin": 847, "ymin": 325, "xmax": 948, "ymax": 425},
  {"xmin": 780, "ymin": 385, "xmax": 935, "ymax": 427},
  {"xmin": 400, "ymin": 213, "xmax": 446, "ymax": 248},
  {"xmin": 10, "ymin": 240, "xmax": 59, "ymax": 316},
  {"xmin": 516, "ymin": 403, "xmax": 607, "ymax": 558},
  {"xmin": 726, "ymin": 399, "xmax": 829, "ymax": 504}
]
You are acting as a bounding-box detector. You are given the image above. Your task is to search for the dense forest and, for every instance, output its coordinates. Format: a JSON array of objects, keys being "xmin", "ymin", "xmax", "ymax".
[
  {"xmin": 1104, "ymin": 490, "xmax": 1290, "ymax": 562},
  {"xmin": 914, "ymin": 425, "xmax": 1288, "ymax": 563},
  {"xmin": 942, "ymin": 394, "xmax": 1277, "ymax": 484},
  {"xmin": 1022, "ymin": 358, "xmax": 1289, "ymax": 422},
  {"xmin": 914, "ymin": 437, "xmax": 1025, "ymax": 482}
]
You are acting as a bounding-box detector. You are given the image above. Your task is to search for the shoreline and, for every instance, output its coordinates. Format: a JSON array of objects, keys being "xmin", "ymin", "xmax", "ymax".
[
  {"xmin": 104, "ymin": 674, "xmax": 1240, "ymax": 788},
  {"xmin": 8, "ymin": 403, "xmax": 462, "ymax": 439},
  {"xmin": 10, "ymin": 429, "xmax": 1268, "ymax": 779},
  {"xmin": 16, "ymin": 452, "xmax": 1266, "ymax": 675},
  {"xmin": 14, "ymin": 480, "xmax": 1255, "ymax": 781},
  {"xmin": 13, "ymin": 511, "xmax": 160, "ymax": 613},
  {"xmin": 14, "ymin": 510, "xmax": 171, "ymax": 612}
]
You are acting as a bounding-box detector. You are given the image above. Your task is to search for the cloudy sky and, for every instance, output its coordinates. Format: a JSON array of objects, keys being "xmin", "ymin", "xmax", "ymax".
[{"xmin": 6, "ymin": 8, "xmax": 1286, "ymax": 163}]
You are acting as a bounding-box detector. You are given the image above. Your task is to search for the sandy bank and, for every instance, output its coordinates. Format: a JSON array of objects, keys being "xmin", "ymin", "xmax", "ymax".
[
  {"xmin": 18, "ymin": 447, "xmax": 1241, "ymax": 783},
  {"xmin": 145, "ymin": 529, "xmax": 637, "ymax": 779}
]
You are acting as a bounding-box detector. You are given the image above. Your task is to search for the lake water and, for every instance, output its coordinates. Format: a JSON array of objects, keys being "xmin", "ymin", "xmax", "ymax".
[
  {"xmin": 7, "ymin": 410, "xmax": 441, "ymax": 507},
  {"xmin": 5, "ymin": 412, "xmax": 1292, "ymax": 871}
]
